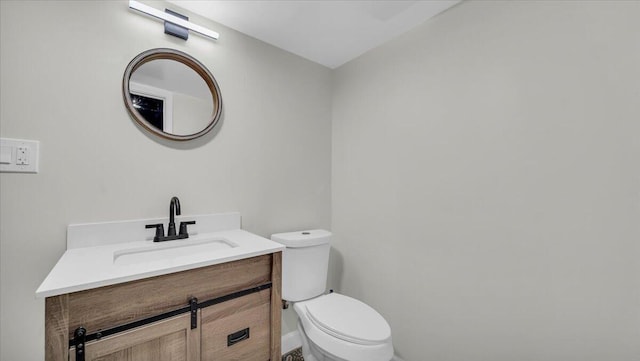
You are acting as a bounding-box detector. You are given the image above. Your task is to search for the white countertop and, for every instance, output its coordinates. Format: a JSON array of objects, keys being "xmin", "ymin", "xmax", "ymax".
[{"xmin": 36, "ymin": 213, "xmax": 284, "ymax": 298}]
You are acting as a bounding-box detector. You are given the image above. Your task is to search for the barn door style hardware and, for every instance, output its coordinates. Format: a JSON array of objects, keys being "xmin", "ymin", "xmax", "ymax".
[
  {"xmin": 73, "ymin": 327, "xmax": 86, "ymax": 361},
  {"xmin": 69, "ymin": 283, "xmax": 272, "ymax": 352},
  {"xmin": 190, "ymin": 297, "xmax": 199, "ymax": 329}
]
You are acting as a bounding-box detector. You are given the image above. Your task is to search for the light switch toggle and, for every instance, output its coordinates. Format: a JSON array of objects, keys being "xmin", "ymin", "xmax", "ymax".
[{"xmin": 0, "ymin": 146, "xmax": 12, "ymax": 164}]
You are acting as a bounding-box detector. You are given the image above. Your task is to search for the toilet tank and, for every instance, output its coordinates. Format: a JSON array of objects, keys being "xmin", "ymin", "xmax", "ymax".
[{"xmin": 271, "ymin": 230, "xmax": 331, "ymax": 302}]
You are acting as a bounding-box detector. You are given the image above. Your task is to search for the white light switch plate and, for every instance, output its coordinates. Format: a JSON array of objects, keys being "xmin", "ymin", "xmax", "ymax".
[{"xmin": 0, "ymin": 138, "xmax": 39, "ymax": 173}]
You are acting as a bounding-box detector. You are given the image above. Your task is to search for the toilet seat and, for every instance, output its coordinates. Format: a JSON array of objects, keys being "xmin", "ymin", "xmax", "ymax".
[
  {"xmin": 305, "ymin": 293, "xmax": 391, "ymax": 345},
  {"xmin": 294, "ymin": 293, "xmax": 394, "ymax": 361}
]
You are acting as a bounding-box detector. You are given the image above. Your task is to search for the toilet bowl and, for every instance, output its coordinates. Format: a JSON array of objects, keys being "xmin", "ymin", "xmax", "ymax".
[
  {"xmin": 294, "ymin": 292, "xmax": 393, "ymax": 361},
  {"xmin": 271, "ymin": 230, "xmax": 394, "ymax": 361}
]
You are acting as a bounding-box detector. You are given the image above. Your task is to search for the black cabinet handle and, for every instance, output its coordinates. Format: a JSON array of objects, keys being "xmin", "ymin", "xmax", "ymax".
[{"xmin": 227, "ymin": 327, "xmax": 250, "ymax": 346}]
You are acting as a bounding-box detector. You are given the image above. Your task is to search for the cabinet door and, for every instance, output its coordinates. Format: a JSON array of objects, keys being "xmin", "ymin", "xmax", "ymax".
[
  {"xmin": 201, "ymin": 288, "xmax": 271, "ymax": 361},
  {"xmin": 69, "ymin": 313, "xmax": 199, "ymax": 361}
]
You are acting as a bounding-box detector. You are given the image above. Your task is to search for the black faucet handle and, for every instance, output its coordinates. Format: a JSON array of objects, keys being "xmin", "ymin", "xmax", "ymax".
[
  {"xmin": 179, "ymin": 221, "xmax": 196, "ymax": 237},
  {"xmin": 145, "ymin": 223, "xmax": 165, "ymax": 242}
]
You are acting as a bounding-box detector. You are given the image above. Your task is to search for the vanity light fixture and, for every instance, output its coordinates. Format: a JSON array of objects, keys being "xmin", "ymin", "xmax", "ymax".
[{"xmin": 129, "ymin": 0, "xmax": 219, "ymax": 41}]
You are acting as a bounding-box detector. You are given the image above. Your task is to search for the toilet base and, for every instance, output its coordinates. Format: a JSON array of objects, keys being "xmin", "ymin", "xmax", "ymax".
[{"xmin": 282, "ymin": 347, "xmax": 304, "ymax": 361}]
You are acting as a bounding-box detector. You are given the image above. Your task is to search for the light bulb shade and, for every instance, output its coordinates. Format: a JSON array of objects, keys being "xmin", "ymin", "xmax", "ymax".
[{"xmin": 129, "ymin": 0, "xmax": 219, "ymax": 40}]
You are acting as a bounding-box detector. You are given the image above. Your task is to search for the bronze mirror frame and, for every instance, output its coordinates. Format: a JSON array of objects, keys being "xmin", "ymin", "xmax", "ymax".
[{"xmin": 122, "ymin": 48, "xmax": 223, "ymax": 141}]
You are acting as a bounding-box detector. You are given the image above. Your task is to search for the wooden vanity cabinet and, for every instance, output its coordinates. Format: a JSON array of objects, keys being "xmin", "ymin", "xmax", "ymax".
[{"xmin": 46, "ymin": 253, "xmax": 282, "ymax": 361}]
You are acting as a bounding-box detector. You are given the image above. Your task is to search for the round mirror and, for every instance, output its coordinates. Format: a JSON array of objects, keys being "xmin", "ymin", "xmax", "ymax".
[{"xmin": 123, "ymin": 48, "xmax": 222, "ymax": 141}]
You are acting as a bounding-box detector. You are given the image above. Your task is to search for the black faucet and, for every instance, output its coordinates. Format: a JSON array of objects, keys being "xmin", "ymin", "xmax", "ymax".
[
  {"xmin": 145, "ymin": 196, "xmax": 196, "ymax": 242},
  {"xmin": 167, "ymin": 196, "xmax": 181, "ymax": 237}
]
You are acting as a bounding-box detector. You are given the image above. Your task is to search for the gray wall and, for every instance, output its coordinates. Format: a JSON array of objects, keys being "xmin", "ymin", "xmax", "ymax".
[
  {"xmin": 331, "ymin": 1, "xmax": 639, "ymax": 361},
  {"xmin": 0, "ymin": 1, "xmax": 330, "ymax": 360}
]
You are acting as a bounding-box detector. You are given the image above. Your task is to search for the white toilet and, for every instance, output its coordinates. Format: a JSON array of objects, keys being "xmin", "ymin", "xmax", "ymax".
[{"xmin": 271, "ymin": 230, "xmax": 394, "ymax": 361}]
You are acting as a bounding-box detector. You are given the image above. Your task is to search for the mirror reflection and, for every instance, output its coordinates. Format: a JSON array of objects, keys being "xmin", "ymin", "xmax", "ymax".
[
  {"xmin": 129, "ymin": 59, "xmax": 213, "ymax": 135},
  {"xmin": 123, "ymin": 49, "xmax": 222, "ymax": 141}
]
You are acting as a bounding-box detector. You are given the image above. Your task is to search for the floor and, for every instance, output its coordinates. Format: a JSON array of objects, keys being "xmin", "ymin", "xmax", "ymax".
[{"xmin": 282, "ymin": 347, "xmax": 304, "ymax": 361}]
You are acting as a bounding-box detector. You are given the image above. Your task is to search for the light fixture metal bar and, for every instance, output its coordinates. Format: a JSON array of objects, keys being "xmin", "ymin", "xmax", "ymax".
[{"xmin": 129, "ymin": 0, "xmax": 219, "ymax": 40}]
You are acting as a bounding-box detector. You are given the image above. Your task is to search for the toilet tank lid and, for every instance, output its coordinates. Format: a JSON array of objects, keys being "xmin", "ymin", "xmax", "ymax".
[{"xmin": 271, "ymin": 229, "xmax": 331, "ymax": 248}]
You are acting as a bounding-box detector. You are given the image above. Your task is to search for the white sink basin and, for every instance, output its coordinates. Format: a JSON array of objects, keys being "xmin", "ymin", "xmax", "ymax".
[
  {"xmin": 113, "ymin": 238, "xmax": 238, "ymax": 265},
  {"xmin": 36, "ymin": 213, "xmax": 285, "ymax": 298}
]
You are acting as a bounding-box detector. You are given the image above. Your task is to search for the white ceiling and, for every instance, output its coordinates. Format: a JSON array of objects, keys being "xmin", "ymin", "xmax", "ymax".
[{"xmin": 167, "ymin": 0, "xmax": 461, "ymax": 69}]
